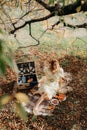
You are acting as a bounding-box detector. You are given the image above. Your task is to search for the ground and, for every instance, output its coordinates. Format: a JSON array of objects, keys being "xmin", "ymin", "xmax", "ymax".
[{"xmin": 0, "ymin": 55, "xmax": 87, "ymax": 130}]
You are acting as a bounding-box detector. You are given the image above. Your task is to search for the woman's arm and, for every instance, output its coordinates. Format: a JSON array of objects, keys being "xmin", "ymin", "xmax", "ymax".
[
  {"xmin": 59, "ymin": 68, "xmax": 65, "ymax": 78},
  {"xmin": 38, "ymin": 76, "xmax": 46, "ymax": 88}
]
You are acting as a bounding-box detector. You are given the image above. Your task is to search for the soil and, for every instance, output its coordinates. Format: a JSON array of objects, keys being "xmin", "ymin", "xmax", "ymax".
[{"xmin": 0, "ymin": 55, "xmax": 87, "ymax": 130}]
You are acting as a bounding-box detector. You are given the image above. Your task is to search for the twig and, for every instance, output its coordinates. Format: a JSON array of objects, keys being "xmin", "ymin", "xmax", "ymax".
[
  {"xmin": 0, "ymin": 17, "xmax": 6, "ymax": 30},
  {"xmin": 38, "ymin": 28, "xmax": 48, "ymax": 40},
  {"xmin": 10, "ymin": 13, "xmax": 54, "ymax": 34},
  {"xmin": 18, "ymin": 42, "xmax": 39, "ymax": 49},
  {"xmin": 1, "ymin": 7, "xmax": 16, "ymax": 29},
  {"xmin": 77, "ymin": 37, "xmax": 87, "ymax": 44}
]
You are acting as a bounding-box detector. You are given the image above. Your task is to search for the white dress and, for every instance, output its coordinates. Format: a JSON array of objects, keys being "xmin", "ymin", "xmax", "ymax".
[{"xmin": 38, "ymin": 67, "xmax": 65, "ymax": 100}]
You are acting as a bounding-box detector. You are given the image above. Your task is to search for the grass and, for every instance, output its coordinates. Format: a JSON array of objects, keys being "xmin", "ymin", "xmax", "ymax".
[
  {"xmin": 38, "ymin": 39, "xmax": 87, "ymax": 58},
  {"xmin": 1, "ymin": 22, "xmax": 87, "ymax": 58}
]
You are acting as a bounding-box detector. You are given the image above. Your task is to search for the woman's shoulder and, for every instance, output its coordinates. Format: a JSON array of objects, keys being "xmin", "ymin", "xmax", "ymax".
[
  {"xmin": 59, "ymin": 67, "xmax": 64, "ymax": 72},
  {"xmin": 54, "ymin": 67, "xmax": 64, "ymax": 77}
]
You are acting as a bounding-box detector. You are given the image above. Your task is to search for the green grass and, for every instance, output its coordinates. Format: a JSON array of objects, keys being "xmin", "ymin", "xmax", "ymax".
[{"xmin": 2, "ymin": 22, "xmax": 87, "ymax": 58}]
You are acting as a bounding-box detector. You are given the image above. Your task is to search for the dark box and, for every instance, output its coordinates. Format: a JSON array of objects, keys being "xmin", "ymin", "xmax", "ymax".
[{"xmin": 17, "ymin": 62, "xmax": 38, "ymax": 86}]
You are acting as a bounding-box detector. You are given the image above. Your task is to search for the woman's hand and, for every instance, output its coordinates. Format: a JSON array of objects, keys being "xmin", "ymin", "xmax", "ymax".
[{"xmin": 38, "ymin": 76, "xmax": 46, "ymax": 87}]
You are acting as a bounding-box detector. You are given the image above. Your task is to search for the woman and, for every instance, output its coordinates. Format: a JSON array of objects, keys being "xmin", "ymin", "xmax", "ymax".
[{"xmin": 33, "ymin": 59, "xmax": 72, "ymax": 115}]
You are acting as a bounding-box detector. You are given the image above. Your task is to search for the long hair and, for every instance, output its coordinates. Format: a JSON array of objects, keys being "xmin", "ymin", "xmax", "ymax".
[{"xmin": 49, "ymin": 59, "xmax": 59, "ymax": 72}]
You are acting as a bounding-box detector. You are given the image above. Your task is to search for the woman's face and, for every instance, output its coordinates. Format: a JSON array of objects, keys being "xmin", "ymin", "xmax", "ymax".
[{"xmin": 53, "ymin": 61, "xmax": 59, "ymax": 70}]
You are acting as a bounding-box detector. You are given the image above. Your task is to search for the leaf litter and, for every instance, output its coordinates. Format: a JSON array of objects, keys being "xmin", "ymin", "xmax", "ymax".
[{"xmin": 0, "ymin": 51, "xmax": 87, "ymax": 130}]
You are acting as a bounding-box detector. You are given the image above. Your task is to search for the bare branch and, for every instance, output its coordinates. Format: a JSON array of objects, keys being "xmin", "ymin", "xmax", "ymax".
[
  {"xmin": 13, "ymin": 7, "xmax": 41, "ymax": 25},
  {"xmin": 38, "ymin": 28, "xmax": 48, "ymax": 40},
  {"xmin": 0, "ymin": 17, "xmax": 6, "ymax": 30},
  {"xmin": 35, "ymin": 0, "xmax": 81, "ymax": 15},
  {"xmin": 10, "ymin": 13, "xmax": 54, "ymax": 34},
  {"xmin": 9, "ymin": 0, "xmax": 87, "ymax": 35},
  {"xmin": 70, "ymin": 38, "xmax": 77, "ymax": 44},
  {"xmin": 28, "ymin": 23, "xmax": 40, "ymax": 45},
  {"xmin": 35, "ymin": 0, "xmax": 52, "ymax": 12},
  {"xmin": 77, "ymin": 37, "xmax": 87, "ymax": 44},
  {"xmin": 13, "ymin": 10, "xmax": 32, "ymax": 25},
  {"xmin": 52, "ymin": 21, "xmax": 60, "ymax": 29},
  {"xmin": 18, "ymin": 42, "xmax": 39, "ymax": 49},
  {"xmin": 14, "ymin": 32, "xmax": 40, "ymax": 49},
  {"xmin": 35, "ymin": 0, "xmax": 87, "ymax": 15},
  {"xmin": 1, "ymin": 7, "xmax": 16, "ymax": 29},
  {"xmin": 51, "ymin": 17, "xmax": 87, "ymax": 29},
  {"xmin": 69, "ymin": 37, "xmax": 87, "ymax": 47},
  {"xmin": 63, "ymin": 22, "xmax": 87, "ymax": 28},
  {"xmin": 29, "ymin": 23, "xmax": 31, "ymax": 35}
]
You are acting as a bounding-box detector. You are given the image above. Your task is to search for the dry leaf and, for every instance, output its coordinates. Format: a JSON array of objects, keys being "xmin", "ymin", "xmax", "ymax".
[
  {"xmin": 76, "ymin": 6, "xmax": 81, "ymax": 12},
  {"xmin": 15, "ymin": 92, "xmax": 29, "ymax": 104},
  {"xmin": 0, "ymin": 95, "xmax": 11, "ymax": 105}
]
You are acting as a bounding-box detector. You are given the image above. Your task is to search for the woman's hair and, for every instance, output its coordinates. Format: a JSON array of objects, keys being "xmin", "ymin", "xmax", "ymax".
[
  {"xmin": 44, "ymin": 59, "xmax": 59, "ymax": 72},
  {"xmin": 50, "ymin": 59, "xmax": 59, "ymax": 71},
  {"xmin": 43, "ymin": 59, "xmax": 59, "ymax": 80}
]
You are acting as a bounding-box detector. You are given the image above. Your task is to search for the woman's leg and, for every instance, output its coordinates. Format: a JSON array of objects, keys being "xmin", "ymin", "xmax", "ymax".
[{"xmin": 33, "ymin": 93, "xmax": 48, "ymax": 115}]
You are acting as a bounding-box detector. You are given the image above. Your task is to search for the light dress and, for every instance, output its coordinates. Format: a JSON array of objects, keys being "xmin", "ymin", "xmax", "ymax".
[{"xmin": 38, "ymin": 67, "xmax": 65, "ymax": 100}]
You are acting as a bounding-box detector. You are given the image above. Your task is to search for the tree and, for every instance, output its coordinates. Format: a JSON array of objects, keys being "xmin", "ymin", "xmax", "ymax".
[
  {"xmin": 0, "ymin": 0, "xmax": 87, "ymax": 45},
  {"xmin": 0, "ymin": 28, "xmax": 20, "ymax": 76}
]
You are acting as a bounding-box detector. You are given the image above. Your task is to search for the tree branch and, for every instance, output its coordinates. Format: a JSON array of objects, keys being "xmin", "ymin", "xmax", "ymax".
[
  {"xmin": 35, "ymin": 0, "xmax": 53, "ymax": 12},
  {"xmin": 10, "ymin": 13, "xmax": 54, "ymax": 34},
  {"xmin": 64, "ymin": 23, "xmax": 87, "ymax": 28},
  {"xmin": 9, "ymin": 0, "xmax": 87, "ymax": 34},
  {"xmin": 51, "ymin": 19, "xmax": 87, "ymax": 29},
  {"xmin": 61, "ymin": 0, "xmax": 81, "ymax": 15},
  {"xmin": 35, "ymin": 0, "xmax": 87, "ymax": 15},
  {"xmin": 35, "ymin": 0, "xmax": 81, "ymax": 14},
  {"xmin": 0, "ymin": 17, "xmax": 6, "ymax": 30},
  {"xmin": 18, "ymin": 42, "xmax": 39, "ymax": 49}
]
